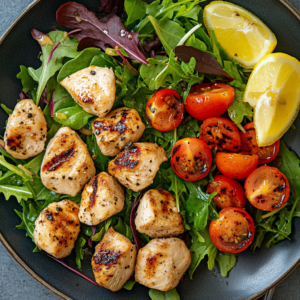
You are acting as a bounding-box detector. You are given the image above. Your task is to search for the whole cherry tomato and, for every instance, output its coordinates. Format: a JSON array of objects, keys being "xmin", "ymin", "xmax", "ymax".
[
  {"xmin": 146, "ymin": 89, "xmax": 184, "ymax": 132},
  {"xmin": 207, "ymin": 175, "xmax": 246, "ymax": 209},
  {"xmin": 215, "ymin": 152, "xmax": 259, "ymax": 179},
  {"xmin": 199, "ymin": 117, "xmax": 241, "ymax": 152},
  {"xmin": 185, "ymin": 83, "xmax": 235, "ymax": 121},
  {"xmin": 240, "ymin": 122, "xmax": 280, "ymax": 165},
  {"xmin": 245, "ymin": 166, "xmax": 290, "ymax": 211},
  {"xmin": 209, "ymin": 207, "xmax": 255, "ymax": 253},
  {"xmin": 171, "ymin": 138, "xmax": 212, "ymax": 181}
]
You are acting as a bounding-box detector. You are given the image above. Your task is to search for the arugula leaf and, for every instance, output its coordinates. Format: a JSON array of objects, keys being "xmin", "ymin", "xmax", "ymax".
[
  {"xmin": 175, "ymin": 3, "xmax": 201, "ymax": 20},
  {"xmin": 0, "ymin": 156, "xmax": 32, "ymax": 181},
  {"xmin": 75, "ymin": 234, "xmax": 87, "ymax": 271},
  {"xmin": 185, "ymin": 34, "xmax": 207, "ymax": 51},
  {"xmin": 177, "ymin": 116, "xmax": 200, "ymax": 139},
  {"xmin": 17, "ymin": 65, "xmax": 38, "ymax": 94},
  {"xmin": 148, "ymin": 16, "xmax": 185, "ymax": 55},
  {"xmin": 123, "ymin": 280, "xmax": 136, "ymax": 290},
  {"xmin": 29, "ymin": 30, "xmax": 79, "ymax": 105},
  {"xmin": 149, "ymin": 288, "xmax": 180, "ymax": 300},
  {"xmin": 216, "ymin": 252, "xmax": 237, "ymax": 277},
  {"xmin": 53, "ymin": 104, "xmax": 94, "ymax": 130},
  {"xmin": 1, "ymin": 104, "xmax": 12, "ymax": 115},
  {"xmin": 0, "ymin": 185, "xmax": 32, "ymax": 202},
  {"xmin": 57, "ymin": 48, "xmax": 101, "ymax": 82},
  {"xmin": 92, "ymin": 227, "xmax": 105, "ymax": 242}
]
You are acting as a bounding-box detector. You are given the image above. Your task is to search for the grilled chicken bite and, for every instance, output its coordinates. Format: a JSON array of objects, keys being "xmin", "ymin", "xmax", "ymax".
[
  {"xmin": 135, "ymin": 238, "xmax": 191, "ymax": 291},
  {"xmin": 79, "ymin": 172, "xmax": 125, "ymax": 225},
  {"xmin": 108, "ymin": 143, "xmax": 167, "ymax": 192},
  {"xmin": 34, "ymin": 200, "xmax": 80, "ymax": 259},
  {"xmin": 4, "ymin": 99, "xmax": 47, "ymax": 159},
  {"xmin": 92, "ymin": 227, "xmax": 137, "ymax": 292},
  {"xmin": 60, "ymin": 66, "xmax": 116, "ymax": 117},
  {"xmin": 135, "ymin": 189, "xmax": 184, "ymax": 238},
  {"xmin": 41, "ymin": 127, "xmax": 96, "ymax": 196},
  {"xmin": 92, "ymin": 108, "xmax": 145, "ymax": 156}
]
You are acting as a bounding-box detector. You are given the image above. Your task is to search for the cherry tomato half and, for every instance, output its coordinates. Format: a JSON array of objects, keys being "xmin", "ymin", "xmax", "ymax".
[
  {"xmin": 245, "ymin": 166, "xmax": 290, "ymax": 211},
  {"xmin": 215, "ymin": 152, "xmax": 259, "ymax": 179},
  {"xmin": 199, "ymin": 117, "xmax": 241, "ymax": 152},
  {"xmin": 171, "ymin": 138, "xmax": 212, "ymax": 181},
  {"xmin": 209, "ymin": 207, "xmax": 255, "ymax": 253},
  {"xmin": 207, "ymin": 175, "xmax": 246, "ymax": 209},
  {"xmin": 146, "ymin": 89, "xmax": 184, "ymax": 132},
  {"xmin": 240, "ymin": 122, "xmax": 280, "ymax": 165},
  {"xmin": 185, "ymin": 83, "xmax": 235, "ymax": 121}
]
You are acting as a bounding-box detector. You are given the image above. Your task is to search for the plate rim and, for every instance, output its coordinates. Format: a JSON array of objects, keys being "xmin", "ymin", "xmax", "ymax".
[{"xmin": 1, "ymin": 0, "xmax": 300, "ymax": 299}]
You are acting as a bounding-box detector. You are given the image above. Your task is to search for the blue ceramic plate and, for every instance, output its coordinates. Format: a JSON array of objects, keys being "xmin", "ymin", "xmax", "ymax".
[{"xmin": 1, "ymin": 1, "xmax": 300, "ymax": 299}]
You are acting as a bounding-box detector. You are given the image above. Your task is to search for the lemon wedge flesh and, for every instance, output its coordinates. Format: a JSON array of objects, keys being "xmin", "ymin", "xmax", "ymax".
[
  {"xmin": 203, "ymin": 1, "xmax": 277, "ymax": 68},
  {"xmin": 244, "ymin": 53, "xmax": 300, "ymax": 146}
]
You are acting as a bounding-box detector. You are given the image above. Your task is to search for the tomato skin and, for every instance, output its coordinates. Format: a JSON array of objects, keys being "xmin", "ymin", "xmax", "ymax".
[
  {"xmin": 171, "ymin": 138, "xmax": 212, "ymax": 181},
  {"xmin": 240, "ymin": 122, "xmax": 280, "ymax": 164},
  {"xmin": 146, "ymin": 89, "xmax": 184, "ymax": 132},
  {"xmin": 199, "ymin": 117, "xmax": 241, "ymax": 152},
  {"xmin": 215, "ymin": 152, "xmax": 259, "ymax": 179},
  {"xmin": 245, "ymin": 166, "xmax": 290, "ymax": 211},
  {"xmin": 185, "ymin": 83, "xmax": 235, "ymax": 121},
  {"xmin": 209, "ymin": 207, "xmax": 255, "ymax": 253},
  {"xmin": 207, "ymin": 175, "xmax": 246, "ymax": 209}
]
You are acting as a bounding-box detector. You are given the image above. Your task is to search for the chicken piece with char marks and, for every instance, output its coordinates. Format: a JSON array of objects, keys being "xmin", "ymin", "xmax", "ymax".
[
  {"xmin": 135, "ymin": 238, "xmax": 191, "ymax": 291},
  {"xmin": 92, "ymin": 227, "xmax": 137, "ymax": 292},
  {"xmin": 4, "ymin": 99, "xmax": 47, "ymax": 159},
  {"xmin": 34, "ymin": 200, "xmax": 80, "ymax": 259},
  {"xmin": 60, "ymin": 66, "xmax": 116, "ymax": 117},
  {"xmin": 41, "ymin": 127, "xmax": 96, "ymax": 197},
  {"xmin": 79, "ymin": 172, "xmax": 125, "ymax": 226},
  {"xmin": 135, "ymin": 189, "xmax": 185, "ymax": 238},
  {"xmin": 92, "ymin": 107, "xmax": 145, "ymax": 156},
  {"xmin": 108, "ymin": 142, "xmax": 168, "ymax": 192}
]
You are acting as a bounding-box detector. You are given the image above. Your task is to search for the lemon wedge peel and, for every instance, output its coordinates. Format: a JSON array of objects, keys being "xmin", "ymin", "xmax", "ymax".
[
  {"xmin": 245, "ymin": 53, "xmax": 300, "ymax": 146},
  {"xmin": 203, "ymin": 1, "xmax": 277, "ymax": 68}
]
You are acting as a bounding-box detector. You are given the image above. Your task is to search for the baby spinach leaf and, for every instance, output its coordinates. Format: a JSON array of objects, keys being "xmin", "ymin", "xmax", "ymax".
[
  {"xmin": 149, "ymin": 288, "xmax": 180, "ymax": 300},
  {"xmin": 148, "ymin": 16, "xmax": 185, "ymax": 55},
  {"xmin": 216, "ymin": 252, "xmax": 237, "ymax": 277},
  {"xmin": 90, "ymin": 53, "xmax": 117, "ymax": 69},
  {"xmin": 53, "ymin": 104, "xmax": 94, "ymax": 130},
  {"xmin": 57, "ymin": 48, "xmax": 101, "ymax": 82},
  {"xmin": 29, "ymin": 30, "xmax": 79, "ymax": 105},
  {"xmin": 125, "ymin": 0, "xmax": 147, "ymax": 27}
]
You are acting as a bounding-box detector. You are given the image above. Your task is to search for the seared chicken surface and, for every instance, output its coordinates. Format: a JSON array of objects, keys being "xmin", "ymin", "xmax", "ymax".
[
  {"xmin": 79, "ymin": 172, "xmax": 125, "ymax": 226},
  {"xmin": 4, "ymin": 99, "xmax": 47, "ymax": 159},
  {"xmin": 92, "ymin": 107, "xmax": 145, "ymax": 156},
  {"xmin": 92, "ymin": 227, "xmax": 137, "ymax": 292},
  {"xmin": 41, "ymin": 127, "xmax": 96, "ymax": 196},
  {"xmin": 108, "ymin": 143, "xmax": 167, "ymax": 192},
  {"xmin": 34, "ymin": 200, "xmax": 80, "ymax": 259},
  {"xmin": 135, "ymin": 189, "xmax": 184, "ymax": 238},
  {"xmin": 60, "ymin": 66, "xmax": 116, "ymax": 117},
  {"xmin": 135, "ymin": 238, "xmax": 191, "ymax": 291}
]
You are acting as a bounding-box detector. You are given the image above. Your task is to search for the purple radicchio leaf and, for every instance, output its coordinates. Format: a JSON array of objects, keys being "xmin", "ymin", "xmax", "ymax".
[
  {"xmin": 19, "ymin": 91, "xmax": 30, "ymax": 100},
  {"xmin": 88, "ymin": 226, "xmax": 97, "ymax": 248},
  {"xmin": 130, "ymin": 190, "xmax": 146, "ymax": 252},
  {"xmin": 44, "ymin": 252, "xmax": 98, "ymax": 287},
  {"xmin": 144, "ymin": 33, "xmax": 162, "ymax": 53},
  {"xmin": 175, "ymin": 45, "xmax": 234, "ymax": 81},
  {"xmin": 99, "ymin": 0, "xmax": 124, "ymax": 16},
  {"xmin": 56, "ymin": 2, "xmax": 147, "ymax": 64}
]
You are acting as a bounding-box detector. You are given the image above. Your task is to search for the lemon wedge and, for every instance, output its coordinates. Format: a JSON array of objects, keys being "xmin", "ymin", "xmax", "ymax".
[
  {"xmin": 244, "ymin": 53, "xmax": 300, "ymax": 146},
  {"xmin": 203, "ymin": 1, "xmax": 277, "ymax": 68}
]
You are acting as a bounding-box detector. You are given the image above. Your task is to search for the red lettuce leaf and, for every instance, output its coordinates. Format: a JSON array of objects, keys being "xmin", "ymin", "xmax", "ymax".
[
  {"xmin": 88, "ymin": 226, "xmax": 97, "ymax": 248},
  {"xmin": 56, "ymin": 2, "xmax": 147, "ymax": 64},
  {"xmin": 99, "ymin": 0, "xmax": 124, "ymax": 16},
  {"xmin": 175, "ymin": 45, "xmax": 233, "ymax": 80}
]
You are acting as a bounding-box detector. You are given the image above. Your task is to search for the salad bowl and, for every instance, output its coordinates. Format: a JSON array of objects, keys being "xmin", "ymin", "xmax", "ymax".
[{"xmin": 1, "ymin": 0, "xmax": 300, "ymax": 299}]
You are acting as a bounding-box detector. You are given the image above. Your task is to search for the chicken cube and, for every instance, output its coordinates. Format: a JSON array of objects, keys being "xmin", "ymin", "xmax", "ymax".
[
  {"xmin": 79, "ymin": 172, "xmax": 125, "ymax": 226},
  {"xmin": 92, "ymin": 107, "xmax": 145, "ymax": 156},
  {"xmin": 4, "ymin": 99, "xmax": 47, "ymax": 159},
  {"xmin": 135, "ymin": 189, "xmax": 184, "ymax": 238},
  {"xmin": 41, "ymin": 127, "xmax": 96, "ymax": 196},
  {"xmin": 34, "ymin": 200, "xmax": 80, "ymax": 259},
  {"xmin": 60, "ymin": 66, "xmax": 116, "ymax": 117},
  {"xmin": 108, "ymin": 143, "xmax": 167, "ymax": 192},
  {"xmin": 92, "ymin": 227, "xmax": 137, "ymax": 292},
  {"xmin": 135, "ymin": 238, "xmax": 191, "ymax": 291}
]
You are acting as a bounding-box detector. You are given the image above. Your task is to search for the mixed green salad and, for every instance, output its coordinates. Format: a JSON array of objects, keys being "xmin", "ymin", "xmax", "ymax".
[{"xmin": 1, "ymin": 0, "xmax": 300, "ymax": 299}]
